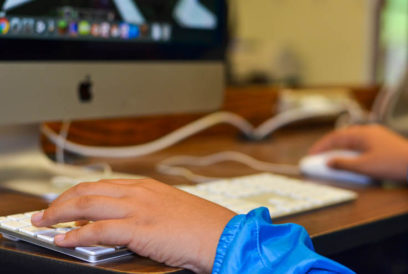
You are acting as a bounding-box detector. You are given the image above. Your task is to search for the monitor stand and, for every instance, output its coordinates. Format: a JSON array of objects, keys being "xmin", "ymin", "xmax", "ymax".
[{"xmin": 0, "ymin": 125, "xmax": 141, "ymax": 201}]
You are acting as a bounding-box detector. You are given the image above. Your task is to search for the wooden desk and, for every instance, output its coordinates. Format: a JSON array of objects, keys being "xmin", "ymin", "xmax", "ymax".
[{"xmin": 1, "ymin": 126, "xmax": 408, "ymax": 273}]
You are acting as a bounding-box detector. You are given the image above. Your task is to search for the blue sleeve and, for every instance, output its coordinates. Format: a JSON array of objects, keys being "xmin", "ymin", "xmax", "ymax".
[{"xmin": 212, "ymin": 207, "xmax": 354, "ymax": 274}]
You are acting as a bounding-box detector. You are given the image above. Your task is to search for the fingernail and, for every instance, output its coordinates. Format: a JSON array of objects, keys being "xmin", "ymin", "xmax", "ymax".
[
  {"xmin": 327, "ymin": 160, "xmax": 336, "ymax": 167},
  {"xmin": 54, "ymin": 234, "xmax": 66, "ymax": 244},
  {"xmin": 31, "ymin": 211, "xmax": 44, "ymax": 224}
]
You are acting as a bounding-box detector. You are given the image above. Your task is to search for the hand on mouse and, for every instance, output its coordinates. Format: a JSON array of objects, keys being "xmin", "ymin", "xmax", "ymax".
[
  {"xmin": 31, "ymin": 179, "xmax": 236, "ymax": 273},
  {"xmin": 309, "ymin": 125, "xmax": 408, "ymax": 181}
]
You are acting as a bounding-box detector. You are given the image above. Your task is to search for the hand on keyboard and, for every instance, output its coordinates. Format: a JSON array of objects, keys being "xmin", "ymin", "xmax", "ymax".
[
  {"xmin": 2, "ymin": 174, "xmax": 356, "ymax": 271},
  {"xmin": 30, "ymin": 178, "xmax": 236, "ymax": 273}
]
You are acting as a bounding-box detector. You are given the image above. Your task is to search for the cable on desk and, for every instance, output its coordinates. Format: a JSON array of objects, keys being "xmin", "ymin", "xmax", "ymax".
[
  {"xmin": 42, "ymin": 101, "xmax": 365, "ymax": 159},
  {"xmin": 156, "ymin": 151, "xmax": 300, "ymax": 184},
  {"xmin": 55, "ymin": 120, "xmax": 71, "ymax": 165},
  {"xmin": 334, "ymin": 98, "xmax": 369, "ymax": 128},
  {"xmin": 42, "ymin": 111, "xmax": 255, "ymax": 158},
  {"xmin": 51, "ymin": 121, "xmax": 113, "ymax": 176},
  {"xmin": 253, "ymin": 106, "xmax": 345, "ymax": 140}
]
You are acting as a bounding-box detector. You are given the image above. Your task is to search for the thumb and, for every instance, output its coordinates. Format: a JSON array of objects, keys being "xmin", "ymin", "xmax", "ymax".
[{"xmin": 327, "ymin": 157, "xmax": 364, "ymax": 173}]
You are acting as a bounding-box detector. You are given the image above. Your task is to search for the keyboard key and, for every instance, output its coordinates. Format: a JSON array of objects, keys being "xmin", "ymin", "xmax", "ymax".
[
  {"xmin": 52, "ymin": 222, "xmax": 78, "ymax": 229},
  {"xmin": 37, "ymin": 231, "xmax": 62, "ymax": 243},
  {"xmin": 0, "ymin": 217, "xmax": 6, "ymax": 223},
  {"xmin": 1, "ymin": 220, "xmax": 29, "ymax": 231},
  {"xmin": 7, "ymin": 214, "xmax": 27, "ymax": 221},
  {"xmin": 19, "ymin": 219, "xmax": 33, "ymax": 226},
  {"xmin": 19, "ymin": 226, "xmax": 54, "ymax": 237},
  {"xmin": 75, "ymin": 246, "xmax": 115, "ymax": 256},
  {"xmin": 24, "ymin": 211, "xmax": 40, "ymax": 218}
]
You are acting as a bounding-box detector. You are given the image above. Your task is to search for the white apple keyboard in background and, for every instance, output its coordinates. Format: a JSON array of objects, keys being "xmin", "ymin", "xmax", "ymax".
[
  {"xmin": 299, "ymin": 150, "xmax": 372, "ymax": 185},
  {"xmin": 0, "ymin": 211, "xmax": 133, "ymax": 263},
  {"xmin": 177, "ymin": 173, "xmax": 357, "ymax": 218}
]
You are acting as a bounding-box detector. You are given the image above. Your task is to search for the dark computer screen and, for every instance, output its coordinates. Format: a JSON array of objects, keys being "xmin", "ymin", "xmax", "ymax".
[{"xmin": 0, "ymin": 0, "xmax": 227, "ymax": 60}]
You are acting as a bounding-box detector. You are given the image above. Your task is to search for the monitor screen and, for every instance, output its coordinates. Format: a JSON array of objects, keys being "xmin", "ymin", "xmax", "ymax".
[{"xmin": 0, "ymin": 0, "xmax": 226, "ymax": 60}]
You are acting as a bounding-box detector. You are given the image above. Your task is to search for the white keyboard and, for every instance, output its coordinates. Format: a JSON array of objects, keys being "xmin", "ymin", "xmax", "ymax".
[
  {"xmin": 0, "ymin": 211, "xmax": 132, "ymax": 263},
  {"xmin": 177, "ymin": 173, "xmax": 357, "ymax": 218}
]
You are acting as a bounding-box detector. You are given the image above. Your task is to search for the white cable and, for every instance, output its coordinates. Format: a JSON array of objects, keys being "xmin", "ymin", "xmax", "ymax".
[
  {"xmin": 334, "ymin": 98, "xmax": 369, "ymax": 128},
  {"xmin": 40, "ymin": 97, "xmax": 367, "ymax": 184},
  {"xmin": 42, "ymin": 108, "xmax": 353, "ymax": 158},
  {"xmin": 344, "ymin": 98, "xmax": 367, "ymax": 123},
  {"xmin": 80, "ymin": 162, "xmax": 113, "ymax": 176},
  {"xmin": 41, "ymin": 111, "xmax": 255, "ymax": 158},
  {"xmin": 42, "ymin": 100, "xmax": 364, "ymax": 159},
  {"xmin": 49, "ymin": 121, "xmax": 113, "ymax": 175},
  {"xmin": 55, "ymin": 121, "xmax": 71, "ymax": 164},
  {"xmin": 157, "ymin": 165, "xmax": 217, "ymax": 183},
  {"xmin": 157, "ymin": 151, "xmax": 300, "ymax": 184},
  {"xmin": 253, "ymin": 107, "xmax": 346, "ymax": 140}
]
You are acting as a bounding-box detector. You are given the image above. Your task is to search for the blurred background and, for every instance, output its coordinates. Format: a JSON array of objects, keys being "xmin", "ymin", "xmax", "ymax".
[
  {"xmin": 40, "ymin": 0, "xmax": 408, "ymax": 150},
  {"xmin": 226, "ymin": 0, "xmax": 408, "ymax": 88}
]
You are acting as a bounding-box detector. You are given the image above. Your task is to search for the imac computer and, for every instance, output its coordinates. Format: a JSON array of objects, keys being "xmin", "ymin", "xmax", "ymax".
[{"xmin": 0, "ymin": 0, "xmax": 227, "ymax": 199}]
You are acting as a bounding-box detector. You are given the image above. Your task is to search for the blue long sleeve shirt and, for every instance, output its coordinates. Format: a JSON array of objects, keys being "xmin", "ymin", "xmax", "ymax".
[{"xmin": 213, "ymin": 208, "xmax": 354, "ymax": 273}]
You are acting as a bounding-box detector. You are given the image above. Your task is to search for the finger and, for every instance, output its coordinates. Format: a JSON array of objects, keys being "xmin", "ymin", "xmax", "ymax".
[
  {"xmin": 55, "ymin": 219, "xmax": 133, "ymax": 248},
  {"xmin": 52, "ymin": 181, "xmax": 130, "ymax": 207},
  {"xmin": 52, "ymin": 179, "xmax": 155, "ymax": 206},
  {"xmin": 101, "ymin": 178, "xmax": 156, "ymax": 185},
  {"xmin": 75, "ymin": 220, "xmax": 90, "ymax": 226},
  {"xmin": 309, "ymin": 131, "xmax": 344, "ymax": 154},
  {"xmin": 309, "ymin": 129, "xmax": 363, "ymax": 154},
  {"xmin": 99, "ymin": 179, "xmax": 141, "ymax": 184},
  {"xmin": 33, "ymin": 196, "xmax": 130, "ymax": 227},
  {"xmin": 327, "ymin": 157, "xmax": 365, "ymax": 174}
]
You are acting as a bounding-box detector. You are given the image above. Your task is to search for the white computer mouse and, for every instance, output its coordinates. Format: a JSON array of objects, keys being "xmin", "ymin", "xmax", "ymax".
[{"xmin": 299, "ymin": 150, "xmax": 372, "ymax": 185}]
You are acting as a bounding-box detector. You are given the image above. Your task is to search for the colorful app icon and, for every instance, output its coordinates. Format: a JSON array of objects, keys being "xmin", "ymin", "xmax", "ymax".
[
  {"xmin": 161, "ymin": 24, "xmax": 172, "ymax": 41},
  {"xmin": 9, "ymin": 17, "xmax": 21, "ymax": 34},
  {"xmin": 79, "ymin": 20, "xmax": 90, "ymax": 36},
  {"xmin": 100, "ymin": 22, "xmax": 110, "ymax": 38},
  {"xmin": 110, "ymin": 24, "xmax": 120, "ymax": 38},
  {"xmin": 128, "ymin": 24, "xmax": 139, "ymax": 39},
  {"xmin": 35, "ymin": 20, "xmax": 47, "ymax": 34},
  {"xmin": 69, "ymin": 22, "xmax": 78, "ymax": 36},
  {"xmin": 48, "ymin": 20, "xmax": 56, "ymax": 34},
  {"xmin": 22, "ymin": 18, "xmax": 34, "ymax": 34},
  {"xmin": 57, "ymin": 19, "xmax": 68, "ymax": 34},
  {"xmin": 120, "ymin": 23, "xmax": 129, "ymax": 39},
  {"xmin": 151, "ymin": 23, "xmax": 162, "ymax": 41},
  {"xmin": 0, "ymin": 18, "xmax": 10, "ymax": 34},
  {"xmin": 140, "ymin": 24, "xmax": 149, "ymax": 37},
  {"xmin": 91, "ymin": 23, "xmax": 100, "ymax": 37}
]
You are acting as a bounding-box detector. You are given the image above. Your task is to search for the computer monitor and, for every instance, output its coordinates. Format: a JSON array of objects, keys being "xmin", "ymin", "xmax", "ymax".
[
  {"xmin": 0, "ymin": 0, "xmax": 227, "ymax": 126},
  {"xmin": 0, "ymin": 0, "xmax": 227, "ymax": 198}
]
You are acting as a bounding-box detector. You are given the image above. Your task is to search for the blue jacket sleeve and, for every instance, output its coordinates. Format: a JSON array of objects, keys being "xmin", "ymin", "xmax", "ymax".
[{"xmin": 212, "ymin": 207, "xmax": 354, "ymax": 274}]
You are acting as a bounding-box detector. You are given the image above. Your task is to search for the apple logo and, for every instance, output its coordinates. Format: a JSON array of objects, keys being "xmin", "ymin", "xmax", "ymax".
[{"xmin": 78, "ymin": 75, "xmax": 93, "ymax": 103}]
